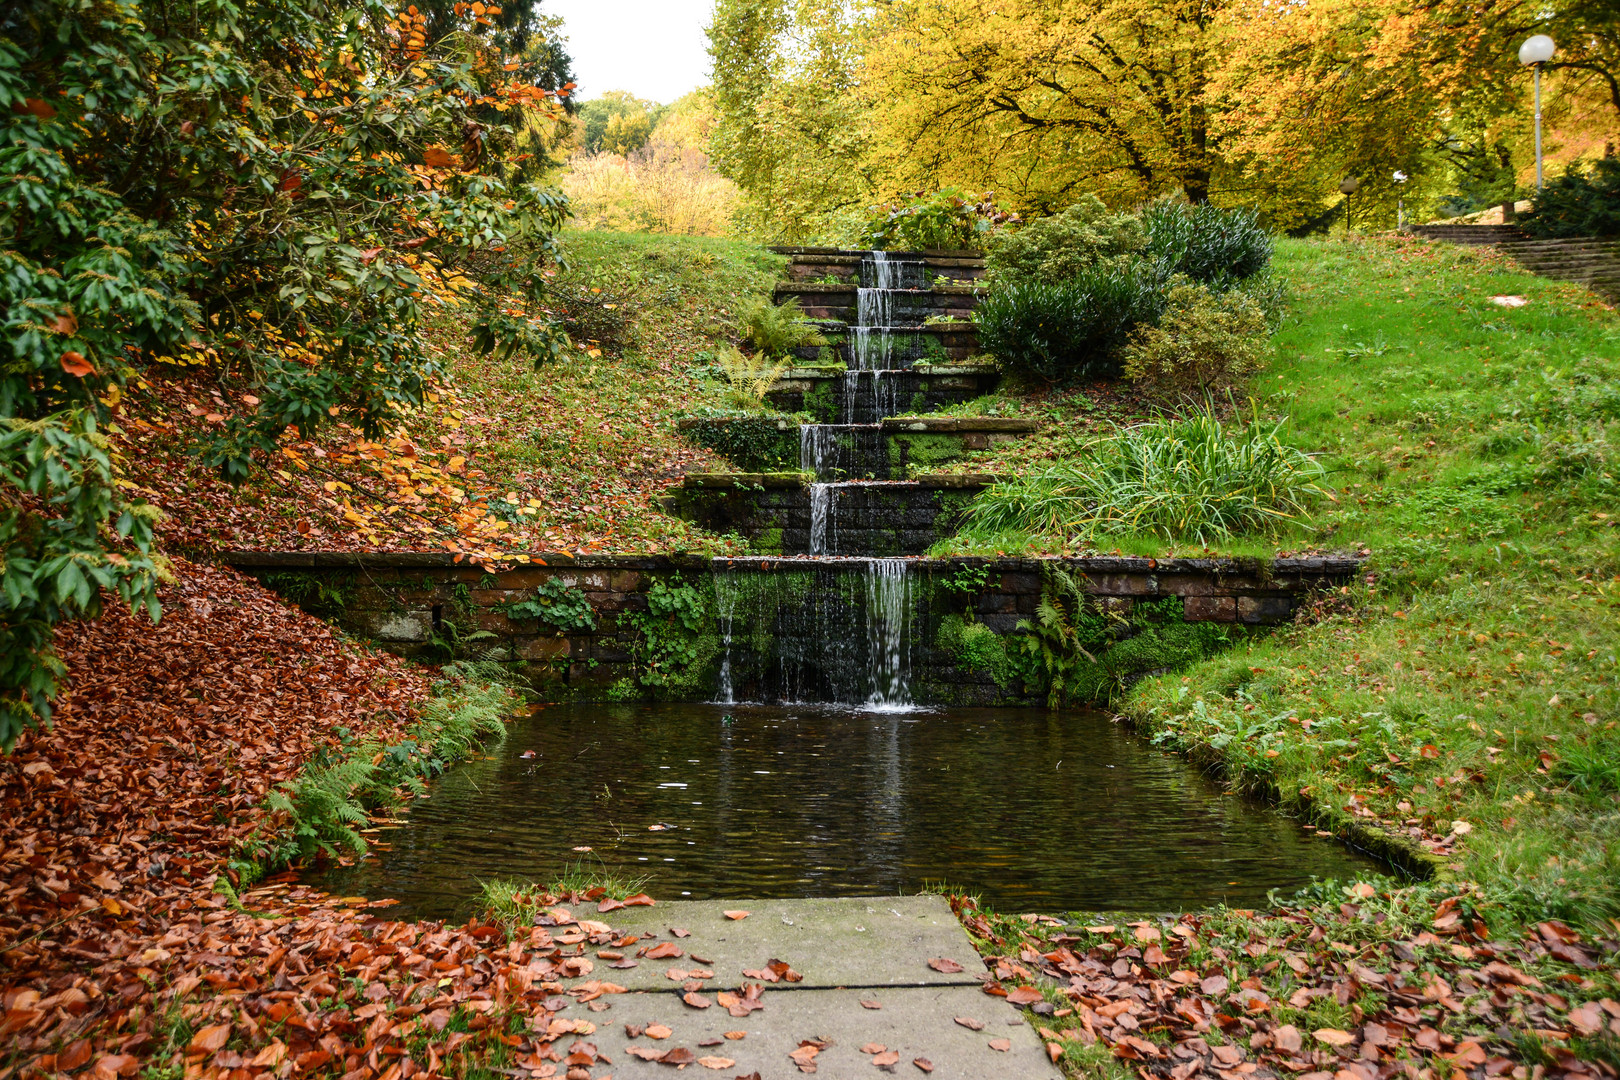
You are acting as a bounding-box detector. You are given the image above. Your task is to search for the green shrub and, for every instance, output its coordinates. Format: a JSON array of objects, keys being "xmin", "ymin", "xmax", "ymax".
[
  {"xmin": 1143, "ymin": 200, "xmax": 1274, "ymax": 285},
  {"xmin": 736, "ymin": 296, "xmax": 825, "ymax": 356},
  {"xmin": 681, "ymin": 409, "xmax": 798, "ymax": 470},
  {"xmin": 1520, "ymin": 158, "xmax": 1620, "ymax": 238},
  {"xmin": 964, "ymin": 409, "xmax": 1326, "ymax": 544},
  {"xmin": 973, "ymin": 260, "xmax": 1169, "ymax": 382},
  {"xmin": 506, "ymin": 578, "xmax": 598, "ymax": 633},
  {"xmin": 983, "ymin": 196, "xmax": 1146, "ymax": 285},
  {"xmin": 1121, "ymin": 282, "xmax": 1270, "ymax": 405},
  {"xmin": 864, "ymin": 188, "xmax": 1017, "ymax": 251}
]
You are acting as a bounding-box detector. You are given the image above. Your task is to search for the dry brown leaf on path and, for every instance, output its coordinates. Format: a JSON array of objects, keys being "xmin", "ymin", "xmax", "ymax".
[
  {"xmin": 927, "ymin": 957, "xmax": 963, "ymax": 973},
  {"xmin": 955, "ymin": 1016, "xmax": 985, "ymax": 1030},
  {"xmin": 989, "ymin": 1038, "xmax": 1012, "ymax": 1051},
  {"xmin": 873, "ymin": 1049, "xmax": 900, "ymax": 1068},
  {"xmin": 1006, "ymin": 986, "xmax": 1043, "ymax": 1005},
  {"xmin": 646, "ymin": 1024, "xmax": 673, "ymax": 1039},
  {"xmin": 861, "ymin": 1043, "xmax": 887, "ymax": 1054},
  {"xmin": 913, "ymin": 1059, "xmax": 934, "ymax": 1073},
  {"xmin": 698, "ymin": 1056, "xmax": 736, "ymax": 1069},
  {"xmin": 684, "ymin": 991, "xmax": 712, "ymax": 1009},
  {"xmin": 860, "ymin": 999, "xmax": 882, "ymax": 1009},
  {"xmin": 724, "ymin": 909, "xmax": 750, "ymax": 920},
  {"xmin": 1314, "ymin": 1028, "xmax": 1355, "ymax": 1047}
]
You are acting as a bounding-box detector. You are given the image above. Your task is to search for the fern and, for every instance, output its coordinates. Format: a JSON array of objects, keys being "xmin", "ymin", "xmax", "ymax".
[{"xmin": 234, "ymin": 671, "xmax": 516, "ymax": 875}]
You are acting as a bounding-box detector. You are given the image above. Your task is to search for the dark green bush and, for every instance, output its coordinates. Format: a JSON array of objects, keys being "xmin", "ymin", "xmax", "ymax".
[
  {"xmin": 1143, "ymin": 201, "xmax": 1273, "ymax": 285},
  {"xmin": 1520, "ymin": 159, "xmax": 1620, "ymax": 238},
  {"xmin": 974, "ymin": 260, "xmax": 1169, "ymax": 382}
]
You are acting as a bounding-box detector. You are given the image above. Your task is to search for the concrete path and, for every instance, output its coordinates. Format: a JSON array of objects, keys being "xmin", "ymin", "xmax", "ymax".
[{"xmin": 560, "ymin": 895, "xmax": 1062, "ymax": 1079}]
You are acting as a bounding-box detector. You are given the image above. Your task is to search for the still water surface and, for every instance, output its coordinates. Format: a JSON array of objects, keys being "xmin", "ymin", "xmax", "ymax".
[{"xmin": 308, "ymin": 704, "xmax": 1376, "ymax": 918}]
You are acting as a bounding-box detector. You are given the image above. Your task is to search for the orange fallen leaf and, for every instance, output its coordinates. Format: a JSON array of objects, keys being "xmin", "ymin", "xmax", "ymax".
[
  {"xmin": 927, "ymin": 957, "xmax": 963, "ymax": 973},
  {"xmin": 724, "ymin": 910, "xmax": 750, "ymax": 920},
  {"xmin": 698, "ymin": 1057, "xmax": 735, "ymax": 1070},
  {"xmin": 989, "ymin": 1038, "xmax": 1012, "ymax": 1051}
]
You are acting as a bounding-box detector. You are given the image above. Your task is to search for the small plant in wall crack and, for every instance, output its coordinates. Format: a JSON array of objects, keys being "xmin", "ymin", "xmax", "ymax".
[{"xmin": 505, "ymin": 579, "xmax": 598, "ymax": 634}]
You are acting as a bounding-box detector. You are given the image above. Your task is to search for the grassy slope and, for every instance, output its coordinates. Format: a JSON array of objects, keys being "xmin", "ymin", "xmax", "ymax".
[
  {"xmin": 963, "ymin": 236, "xmax": 1620, "ymax": 929},
  {"xmin": 418, "ymin": 231, "xmax": 785, "ymax": 552},
  {"xmin": 117, "ymin": 230, "xmax": 779, "ymax": 556}
]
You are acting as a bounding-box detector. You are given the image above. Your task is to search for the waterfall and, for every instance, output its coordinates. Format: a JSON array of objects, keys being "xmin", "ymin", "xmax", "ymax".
[
  {"xmin": 714, "ymin": 568, "xmax": 739, "ymax": 704},
  {"xmin": 800, "ymin": 425, "xmax": 832, "ymax": 477},
  {"xmin": 808, "ymin": 484, "xmax": 833, "ymax": 556},
  {"xmin": 863, "ymin": 559, "xmax": 913, "ymax": 710},
  {"xmin": 706, "ymin": 559, "xmax": 915, "ymax": 709}
]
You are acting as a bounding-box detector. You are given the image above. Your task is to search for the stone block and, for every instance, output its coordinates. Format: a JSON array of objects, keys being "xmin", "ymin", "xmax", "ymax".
[
  {"xmin": 1183, "ymin": 596, "xmax": 1237, "ymax": 622},
  {"xmin": 1238, "ymin": 595, "xmax": 1294, "ymax": 624},
  {"xmin": 999, "ymin": 571, "xmax": 1042, "ymax": 594},
  {"xmin": 517, "ymin": 635, "xmax": 571, "ymax": 660},
  {"xmin": 365, "ymin": 611, "xmax": 430, "ymax": 642},
  {"xmin": 1158, "ymin": 575, "xmax": 1218, "ymax": 597},
  {"xmin": 1086, "ymin": 573, "xmax": 1156, "ymax": 596},
  {"xmin": 608, "ymin": 570, "xmax": 644, "ymax": 592},
  {"xmin": 975, "ymin": 593, "xmax": 1016, "ymax": 615},
  {"xmin": 979, "ymin": 613, "xmax": 1022, "ymax": 634}
]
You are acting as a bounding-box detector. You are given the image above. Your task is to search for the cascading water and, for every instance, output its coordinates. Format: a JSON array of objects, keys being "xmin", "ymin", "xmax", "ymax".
[
  {"xmin": 863, "ymin": 559, "xmax": 913, "ymax": 709},
  {"xmin": 714, "ymin": 567, "xmax": 739, "ymax": 705},
  {"xmin": 708, "ymin": 559, "xmax": 915, "ymax": 709},
  {"xmin": 808, "ymin": 484, "xmax": 833, "ymax": 555}
]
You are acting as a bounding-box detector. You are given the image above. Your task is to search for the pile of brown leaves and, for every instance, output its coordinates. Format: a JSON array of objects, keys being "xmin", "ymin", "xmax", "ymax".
[
  {"xmin": 956, "ymin": 894, "xmax": 1620, "ymax": 1080},
  {"xmin": 0, "ymin": 560, "xmax": 623, "ymax": 1079}
]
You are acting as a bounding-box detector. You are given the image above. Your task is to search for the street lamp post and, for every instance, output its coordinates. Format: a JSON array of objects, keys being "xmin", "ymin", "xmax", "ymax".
[
  {"xmin": 1339, "ymin": 176, "xmax": 1360, "ymax": 234},
  {"xmin": 1519, "ymin": 35, "xmax": 1556, "ymax": 191},
  {"xmin": 1394, "ymin": 170, "xmax": 1409, "ymax": 229}
]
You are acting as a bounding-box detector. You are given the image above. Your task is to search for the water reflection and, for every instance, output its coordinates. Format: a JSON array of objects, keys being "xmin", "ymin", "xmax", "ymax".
[{"xmin": 307, "ymin": 704, "xmax": 1377, "ymax": 919}]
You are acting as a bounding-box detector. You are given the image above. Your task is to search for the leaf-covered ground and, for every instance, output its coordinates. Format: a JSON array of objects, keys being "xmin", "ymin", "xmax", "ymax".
[
  {"xmin": 952, "ymin": 888, "xmax": 1620, "ymax": 1080},
  {"xmin": 0, "ymin": 561, "xmax": 648, "ymax": 1079},
  {"xmin": 111, "ymin": 232, "xmax": 780, "ymax": 561}
]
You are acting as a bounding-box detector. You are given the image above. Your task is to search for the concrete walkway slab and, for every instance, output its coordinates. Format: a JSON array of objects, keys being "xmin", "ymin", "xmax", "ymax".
[
  {"xmin": 570, "ymin": 984, "xmax": 1062, "ymax": 1080},
  {"xmin": 590, "ymin": 895, "xmax": 984, "ymax": 991}
]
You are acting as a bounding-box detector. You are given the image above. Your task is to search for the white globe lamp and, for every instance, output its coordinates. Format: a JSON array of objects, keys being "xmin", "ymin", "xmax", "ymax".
[{"xmin": 1519, "ymin": 36, "xmax": 1555, "ymax": 190}]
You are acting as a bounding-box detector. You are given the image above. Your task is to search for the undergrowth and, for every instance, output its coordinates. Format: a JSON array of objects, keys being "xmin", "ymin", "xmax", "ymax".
[{"xmin": 230, "ymin": 663, "xmax": 517, "ymax": 881}]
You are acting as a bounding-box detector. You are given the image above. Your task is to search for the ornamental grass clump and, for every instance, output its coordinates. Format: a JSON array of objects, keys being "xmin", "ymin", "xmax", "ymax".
[{"xmin": 965, "ymin": 410, "xmax": 1326, "ymax": 545}]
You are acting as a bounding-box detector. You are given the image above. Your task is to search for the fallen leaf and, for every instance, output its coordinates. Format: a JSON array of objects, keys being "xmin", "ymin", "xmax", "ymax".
[
  {"xmin": 1006, "ymin": 986, "xmax": 1044, "ymax": 1005},
  {"xmin": 873, "ymin": 1050, "xmax": 900, "ymax": 1067},
  {"xmin": 724, "ymin": 1031, "xmax": 746, "ymax": 1040},
  {"xmin": 646, "ymin": 1024, "xmax": 673, "ymax": 1040},
  {"xmin": 860, "ymin": 1000, "xmax": 882, "ymax": 1009},
  {"xmin": 989, "ymin": 1038, "xmax": 1011, "ymax": 1052},
  {"xmin": 913, "ymin": 1058, "xmax": 934, "ymax": 1073},
  {"xmin": 660, "ymin": 1046, "xmax": 696, "ymax": 1065},
  {"xmin": 684, "ymin": 991, "xmax": 711, "ymax": 1009},
  {"xmin": 724, "ymin": 910, "xmax": 750, "ymax": 920},
  {"xmin": 1274, "ymin": 1024, "xmax": 1302, "ymax": 1053},
  {"xmin": 927, "ymin": 957, "xmax": 964, "ymax": 973},
  {"xmin": 955, "ymin": 1017, "xmax": 985, "ymax": 1031},
  {"xmin": 1314, "ymin": 1028, "xmax": 1355, "ymax": 1047},
  {"xmin": 698, "ymin": 1057, "xmax": 735, "ymax": 1069}
]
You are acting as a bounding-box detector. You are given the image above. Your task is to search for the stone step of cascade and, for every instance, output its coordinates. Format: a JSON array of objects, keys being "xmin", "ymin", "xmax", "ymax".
[{"xmin": 665, "ymin": 474, "xmax": 1004, "ymax": 557}]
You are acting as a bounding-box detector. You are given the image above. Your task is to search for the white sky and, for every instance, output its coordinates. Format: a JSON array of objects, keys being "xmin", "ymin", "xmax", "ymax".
[{"xmin": 545, "ymin": 0, "xmax": 716, "ymax": 105}]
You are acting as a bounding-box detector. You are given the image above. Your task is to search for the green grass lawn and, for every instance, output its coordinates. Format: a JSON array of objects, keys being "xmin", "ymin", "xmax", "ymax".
[{"xmin": 956, "ymin": 235, "xmax": 1620, "ymax": 930}]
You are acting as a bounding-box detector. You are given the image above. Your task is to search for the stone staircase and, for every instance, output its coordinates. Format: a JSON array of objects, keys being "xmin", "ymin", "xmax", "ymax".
[
  {"xmin": 670, "ymin": 247, "xmax": 1028, "ymax": 555},
  {"xmin": 1409, "ymin": 224, "xmax": 1620, "ymax": 302}
]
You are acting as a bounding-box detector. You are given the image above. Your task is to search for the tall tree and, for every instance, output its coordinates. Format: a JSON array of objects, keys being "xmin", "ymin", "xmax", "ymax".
[
  {"xmin": 707, "ymin": 0, "xmax": 876, "ymax": 241},
  {"xmin": 862, "ymin": 0, "xmax": 1233, "ymax": 210}
]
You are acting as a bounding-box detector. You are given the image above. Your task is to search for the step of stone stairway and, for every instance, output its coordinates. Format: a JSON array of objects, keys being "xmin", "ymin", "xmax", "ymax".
[{"xmin": 553, "ymin": 896, "xmax": 1062, "ymax": 1080}]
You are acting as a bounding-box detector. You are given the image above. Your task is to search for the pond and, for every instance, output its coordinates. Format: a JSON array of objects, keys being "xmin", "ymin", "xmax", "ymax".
[{"xmin": 307, "ymin": 703, "xmax": 1379, "ymax": 919}]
